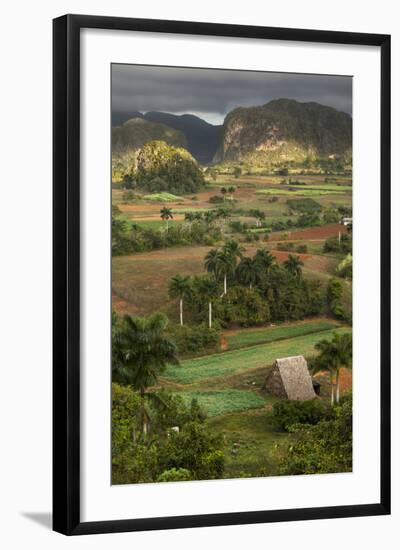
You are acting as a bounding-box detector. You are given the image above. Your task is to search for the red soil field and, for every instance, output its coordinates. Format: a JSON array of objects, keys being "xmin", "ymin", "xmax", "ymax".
[
  {"xmin": 269, "ymin": 250, "xmax": 311, "ymax": 263},
  {"xmin": 269, "ymin": 223, "xmax": 344, "ymax": 242}
]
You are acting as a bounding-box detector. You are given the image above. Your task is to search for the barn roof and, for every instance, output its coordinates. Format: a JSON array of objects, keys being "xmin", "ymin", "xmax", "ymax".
[{"xmin": 274, "ymin": 355, "xmax": 316, "ymax": 400}]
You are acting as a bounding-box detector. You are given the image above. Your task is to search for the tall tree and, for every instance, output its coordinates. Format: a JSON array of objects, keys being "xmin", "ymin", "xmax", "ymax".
[
  {"xmin": 223, "ymin": 240, "xmax": 244, "ymax": 265},
  {"xmin": 283, "ymin": 254, "xmax": 304, "ymax": 279},
  {"xmin": 113, "ymin": 314, "xmax": 179, "ymax": 434},
  {"xmin": 312, "ymin": 332, "xmax": 352, "ymax": 404},
  {"xmin": 160, "ymin": 207, "xmax": 173, "ymax": 231},
  {"xmin": 221, "ymin": 240, "xmax": 244, "ymax": 294},
  {"xmin": 236, "ymin": 257, "xmax": 258, "ymax": 289},
  {"xmin": 204, "ymin": 245, "xmax": 238, "ymax": 296},
  {"xmin": 204, "ymin": 248, "xmax": 220, "ymax": 279},
  {"xmin": 254, "ymin": 248, "xmax": 275, "ymax": 275},
  {"xmin": 196, "ymin": 277, "xmax": 219, "ymax": 328},
  {"xmin": 169, "ymin": 275, "xmax": 192, "ymax": 326}
]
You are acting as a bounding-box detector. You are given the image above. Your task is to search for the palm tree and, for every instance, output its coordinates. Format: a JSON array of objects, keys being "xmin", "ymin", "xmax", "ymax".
[
  {"xmin": 254, "ymin": 248, "xmax": 275, "ymax": 275},
  {"xmin": 205, "ymin": 245, "xmax": 238, "ymax": 296},
  {"xmin": 312, "ymin": 332, "xmax": 352, "ymax": 404},
  {"xmin": 168, "ymin": 275, "xmax": 192, "ymax": 326},
  {"xmin": 223, "ymin": 240, "xmax": 244, "ymax": 265},
  {"xmin": 113, "ymin": 314, "xmax": 179, "ymax": 434},
  {"xmin": 221, "ymin": 240, "xmax": 244, "ymax": 294},
  {"xmin": 196, "ymin": 277, "xmax": 219, "ymax": 328},
  {"xmin": 283, "ymin": 254, "xmax": 304, "ymax": 279},
  {"xmin": 217, "ymin": 250, "xmax": 234, "ymax": 296},
  {"xmin": 204, "ymin": 248, "xmax": 220, "ymax": 279},
  {"xmin": 236, "ymin": 257, "xmax": 258, "ymax": 289},
  {"xmin": 160, "ymin": 207, "xmax": 173, "ymax": 231}
]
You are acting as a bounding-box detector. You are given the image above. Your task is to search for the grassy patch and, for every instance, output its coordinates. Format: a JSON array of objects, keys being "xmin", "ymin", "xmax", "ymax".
[
  {"xmin": 207, "ymin": 409, "xmax": 289, "ymax": 478},
  {"xmin": 165, "ymin": 327, "xmax": 351, "ymax": 384},
  {"xmin": 225, "ymin": 320, "xmax": 339, "ymax": 351},
  {"xmin": 176, "ymin": 390, "xmax": 267, "ymax": 417},
  {"xmin": 143, "ymin": 192, "xmax": 184, "ymax": 202},
  {"xmin": 134, "ymin": 219, "xmax": 184, "ymax": 229},
  {"xmin": 256, "ymin": 188, "xmax": 349, "ymax": 197}
]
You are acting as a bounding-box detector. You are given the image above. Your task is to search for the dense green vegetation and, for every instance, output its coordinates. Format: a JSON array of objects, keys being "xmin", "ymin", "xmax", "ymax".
[
  {"xmin": 112, "ymin": 208, "xmax": 221, "ymax": 255},
  {"xmin": 272, "ymin": 399, "xmax": 334, "ymax": 431},
  {"xmin": 277, "ymin": 395, "xmax": 352, "ymax": 475},
  {"xmin": 111, "ymin": 98, "xmax": 353, "ymax": 484},
  {"xmin": 136, "ymin": 141, "xmax": 205, "ymax": 193}
]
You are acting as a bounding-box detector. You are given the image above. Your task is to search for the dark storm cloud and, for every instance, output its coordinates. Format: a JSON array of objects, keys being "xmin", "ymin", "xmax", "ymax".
[{"xmin": 112, "ymin": 64, "xmax": 352, "ymax": 125}]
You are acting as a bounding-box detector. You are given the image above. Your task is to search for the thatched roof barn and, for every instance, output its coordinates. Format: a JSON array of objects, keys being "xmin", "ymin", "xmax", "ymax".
[{"xmin": 264, "ymin": 355, "xmax": 316, "ymax": 400}]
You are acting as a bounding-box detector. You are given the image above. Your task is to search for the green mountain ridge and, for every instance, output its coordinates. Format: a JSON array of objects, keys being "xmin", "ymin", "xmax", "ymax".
[
  {"xmin": 213, "ymin": 99, "xmax": 352, "ymax": 165},
  {"xmin": 112, "ymin": 118, "xmax": 187, "ymax": 154}
]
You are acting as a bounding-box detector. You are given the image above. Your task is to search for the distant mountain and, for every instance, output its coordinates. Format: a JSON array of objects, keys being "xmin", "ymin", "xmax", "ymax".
[
  {"xmin": 136, "ymin": 140, "xmax": 205, "ymax": 194},
  {"xmin": 112, "ymin": 118, "xmax": 187, "ymax": 154},
  {"xmin": 143, "ymin": 112, "xmax": 222, "ymax": 163},
  {"xmin": 213, "ymin": 99, "xmax": 352, "ymax": 164},
  {"xmin": 112, "ymin": 110, "xmax": 143, "ymax": 127},
  {"xmin": 112, "ymin": 111, "xmax": 221, "ymax": 163}
]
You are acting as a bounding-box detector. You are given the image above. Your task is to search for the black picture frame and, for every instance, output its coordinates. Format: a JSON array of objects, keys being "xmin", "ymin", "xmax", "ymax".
[{"xmin": 53, "ymin": 14, "xmax": 391, "ymax": 536}]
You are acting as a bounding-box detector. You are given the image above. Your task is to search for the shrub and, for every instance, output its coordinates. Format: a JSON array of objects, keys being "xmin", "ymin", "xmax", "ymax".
[
  {"xmin": 324, "ymin": 233, "xmax": 352, "ymax": 254},
  {"xmin": 217, "ymin": 286, "xmax": 270, "ymax": 327},
  {"xmin": 157, "ymin": 468, "xmax": 192, "ymax": 482},
  {"xmin": 159, "ymin": 422, "xmax": 225, "ymax": 480},
  {"xmin": 336, "ymin": 254, "xmax": 352, "ymax": 279},
  {"xmin": 326, "ymin": 277, "xmax": 349, "ymax": 320},
  {"xmin": 229, "ymin": 220, "xmax": 248, "ymax": 233},
  {"xmin": 277, "ymin": 242, "xmax": 294, "ymax": 251},
  {"xmin": 272, "ymin": 399, "xmax": 334, "ymax": 431},
  {"xmin": 296, "ymin": 213, "xmax": 321, "ymax": 227},
  {"xmin": 277, "ymin": 395, "xmax": 352, "ymax": 475},
  {"xmin": 322, "ymin": 208, "xmax": 341, "ymax": 224},
  {"xmin": 286, "ymin": 198, "xmax": 322, "ymax": 214},
  {"xmin": 209, "ymin": 195, "xmax": 225, "ymax": 204},
  {"xmin": 167, "ymin": 324, "xmax": 220, "ymax": 356}
]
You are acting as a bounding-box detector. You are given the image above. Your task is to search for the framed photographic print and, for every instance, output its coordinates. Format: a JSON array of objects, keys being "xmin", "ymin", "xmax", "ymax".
[{"xmin": 53, "ymin": 14, "xmax": 391, "ymax": 535}]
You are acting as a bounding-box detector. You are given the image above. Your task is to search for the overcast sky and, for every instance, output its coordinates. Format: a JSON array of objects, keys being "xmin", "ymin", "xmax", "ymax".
[{"xmin": 112, "ymin": 64, "xmax": 352, "ymax": 126}]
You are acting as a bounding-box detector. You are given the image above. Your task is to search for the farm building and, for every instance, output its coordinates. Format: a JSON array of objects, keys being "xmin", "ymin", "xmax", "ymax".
[
  {"xmin": 264, "ymin": 355, "xmax": 316, "ymax": 400},
  {"xmin": 341, "ymin": 217, "xmax": 353, "ymax": 226}
]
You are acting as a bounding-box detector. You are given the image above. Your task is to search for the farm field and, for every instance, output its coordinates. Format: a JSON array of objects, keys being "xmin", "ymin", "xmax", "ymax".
[
  {"xmin": 113, "ymin": 173, "xmax": 352, "ymax": 229},
  {"xmin": 111, "ymin": 72, "xmax": 353, "ymax": 484},
  {"xmin": 112, "ymin": 242, "xmax": 339, "ymax": 317},
  {"xmin": 224, "ymin": 319, "xmax": 339, "ymax": 350},
  {"xmin": 162, "ymin": 323, "xmax": 351, "ymax": 479},
  {"xmin": 163, "ymin": 326, "xmax": 351, "ymax": 384}
]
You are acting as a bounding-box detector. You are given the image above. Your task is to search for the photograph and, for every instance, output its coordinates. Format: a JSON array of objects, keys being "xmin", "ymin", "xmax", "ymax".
[{"xmin": 111, "ymin": 64, "xmax": 353, "ymax": 485}]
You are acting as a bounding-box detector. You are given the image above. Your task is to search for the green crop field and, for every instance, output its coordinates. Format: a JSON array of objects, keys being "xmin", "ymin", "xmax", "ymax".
[
  {"xmin": 225, "ymin": 320, "xmax": 339, "ymax": 351},
  {"xmin": 256, "ymin": 188, "xmax": 349, "ymax": 197},
  {"xmin": 164, "ymin": 326, "xmax": 351, "ymax": 384},
  {"xmin": 134, "ymin": 219, "xmax": 184, "ymax": 229},
  {"xmin": 176, "ymin": 390, "xmax": 268, "ymax": 417},
  {"xmin": 143, "ymin": 192, "xmax": 184, "ymax": 202}
]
